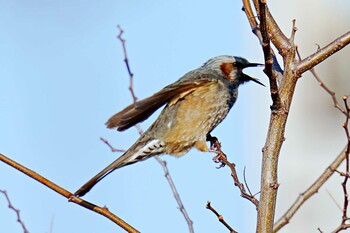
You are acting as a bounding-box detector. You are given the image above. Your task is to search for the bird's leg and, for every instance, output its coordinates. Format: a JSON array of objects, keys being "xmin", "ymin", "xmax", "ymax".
[
  {"xmin": 206, "ymin": 133, "xmax": 218, "ymax": 150},
  {"xmin": 206, "ymin": 133, "xmax": 226, "ymax": 168}
]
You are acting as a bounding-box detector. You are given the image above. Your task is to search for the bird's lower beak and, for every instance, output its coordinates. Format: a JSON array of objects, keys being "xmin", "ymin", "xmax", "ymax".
[
  {"xmin": 243, "ymin": 73, "xmax": 265, "ymax": 86},
  {"xmin": 242, "ymin": 62, "xmax": 264, "ymax": 86}
]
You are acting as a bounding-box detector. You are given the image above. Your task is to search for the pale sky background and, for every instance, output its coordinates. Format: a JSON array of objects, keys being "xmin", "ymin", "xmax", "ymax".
[{"xmin": 1, "ymin": 1, "xmax": 349, "ymax": 233}]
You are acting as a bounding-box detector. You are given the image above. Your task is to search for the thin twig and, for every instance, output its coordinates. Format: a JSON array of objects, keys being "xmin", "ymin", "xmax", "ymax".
[
  {"xmin": 0, "ymin": 153, "xmax": 139, "ymax": 233},
  {"xmin": 243, "ymin": 167, "xmax": 254, "ymax": 196},
  {"xmin": 100, "ymin": 137, "xmax": 126, "ymax": 153},
  {"xmin": 326, "ymin": 189, "xmax": 342, "ymax": 211},
  {"xmin": 296, "ymin": 47, "xmax": 348, "ymax": 116},
  {"xmin": 117, "ymin": 25, "xmax": 137, "ymax": 103},
  {"xmin": 207, "ymin": 135, "xmax": 259, "ymax": 207},
  {"xmin": 155, "ymin": 156, "xmax": 194, "ymax": 233},
  {"xmin": 332, "ymin": 96, "xmax": 350, "ymax": 233},
  {"xmin": 206, "ymin": 201, "xmax": 237, "ymax": 233},
  {"xmin": 115, "ymin": 25, "xmax": 194, "ymax": 232},
  {"xmin": 0, "ymin": 189, "xmax": 29, "ymax": 233}
]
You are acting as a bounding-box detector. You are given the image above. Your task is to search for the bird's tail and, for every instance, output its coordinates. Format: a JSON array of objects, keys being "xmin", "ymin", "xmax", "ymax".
[
  {"xmin": 74, "ymin": 152, "xmax": 134, "ymax": 197},
  {"xmin": 74, "ymin": 139, "xmax": 165, "ymax": 197}
]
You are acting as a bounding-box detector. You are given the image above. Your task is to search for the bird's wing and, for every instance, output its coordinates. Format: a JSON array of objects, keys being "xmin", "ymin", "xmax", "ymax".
[{"xmin": 106, "ymin": 73, "xmax": 218, "ymax": 131}]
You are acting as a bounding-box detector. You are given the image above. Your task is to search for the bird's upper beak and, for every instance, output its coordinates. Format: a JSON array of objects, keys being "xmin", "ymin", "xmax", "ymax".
[
  {"xmin": 244, "ymin": 62, "xmax": 264, "ymax": 68},
  {"xmin": 242, "ymin": 63, "xmax": 265, "ymax": 86}
]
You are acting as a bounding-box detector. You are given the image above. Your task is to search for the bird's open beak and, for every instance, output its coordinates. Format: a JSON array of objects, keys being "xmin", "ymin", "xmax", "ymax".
[{"xmin": 243, "ymin": 63, "xmax": 265, "ymax": 86}]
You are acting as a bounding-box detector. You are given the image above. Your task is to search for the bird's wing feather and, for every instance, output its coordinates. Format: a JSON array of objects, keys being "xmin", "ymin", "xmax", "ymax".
[{"xmin": 106, "ymin": 73, "xmax": 218, "ymax": 131}]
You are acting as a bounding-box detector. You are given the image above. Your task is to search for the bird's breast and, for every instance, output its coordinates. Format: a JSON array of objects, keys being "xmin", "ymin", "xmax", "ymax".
[{"xmin": 153, "ymin": 81, "xmax": 233, "ymax": 156}]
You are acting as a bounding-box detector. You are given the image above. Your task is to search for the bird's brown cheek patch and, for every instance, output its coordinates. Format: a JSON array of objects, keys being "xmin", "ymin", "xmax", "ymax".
[{"xmin": 220, "ymin": 62, "xmax": 234, "ymax": 80}]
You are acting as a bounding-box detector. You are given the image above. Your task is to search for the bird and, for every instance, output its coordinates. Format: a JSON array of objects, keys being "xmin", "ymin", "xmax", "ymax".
[{"xmin": 74, "ymin": 55, "xmax": 263, "ymax": 197}]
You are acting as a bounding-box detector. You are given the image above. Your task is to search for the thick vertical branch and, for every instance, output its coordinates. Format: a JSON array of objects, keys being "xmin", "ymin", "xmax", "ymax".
[
  {"xmin": 244, "ymin": 1, "xmax": 297, "ymax": 233},
  {"xmin": 258, "ymin": 0, "xmax": 281, "ymax": 110},
  {"xmin": 255, "ymin": 1, "xmax": 294, "ymax": 232}
]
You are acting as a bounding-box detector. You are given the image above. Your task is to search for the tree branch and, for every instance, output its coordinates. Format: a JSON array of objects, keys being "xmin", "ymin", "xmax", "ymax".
[
  {"xmin": 208, "ymin": 135, "xmax": 259, "ymax": 207},
  {"xmin": 296, "ymin": 31, "xmax": 350, "ymax": 75},
  {"xmin": 241, "ymin": 0, "xmax": 284, "ymax": 85},
  {"xmin": 0, "ymin": 189, "xmax": 29, "ymax": 233},
  {"xmin": 0, "ymin": 153, "xmax": 140, "ymax": 233},
  {"xmin": 251, "ymin": 1, "xmax": 297, "ymax": 232},
  {"xmin": 273, "ymin": 146, "xmax": 349, "ymax": 232},
  {"xmin": 154, "ymin": 157, "xmax": 194, "ymax": 233},
  {"xmin": 115, "ymin": 25, "xmax": 194, "ymax": 232},
  {"xmin": 252, "ymin": 0, "xmax": 291, "ymax": 55},
  {"xmin": 258, "ymin": 0, "xmax": 281, "ymax": 111},
  {"xmin": 296, "ymin": 47, "xmax": 348, "ymax": 116},
  {"xmin": 206, "ymin": 201, "xmax": 238, "ymax": 233}
]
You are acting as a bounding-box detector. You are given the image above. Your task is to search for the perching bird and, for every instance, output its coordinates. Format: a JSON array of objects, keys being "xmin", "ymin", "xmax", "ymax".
[{"xmin": 74, "ymin": 55, "xmax": 263, "ymax": 197}]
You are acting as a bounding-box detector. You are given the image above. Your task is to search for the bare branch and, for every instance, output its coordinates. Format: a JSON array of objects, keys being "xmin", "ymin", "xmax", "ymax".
[
  {"xmin": 241, "ymin": 0, "xmax": 284, "ymax": 85},
  {"xmin": 114, "ymin": 25, "xmax": 194, "ymax": 232},
  {"xmin": 257, "ymin": 0, "xmax": 281, "ymax": 111},
  {"xmin": 207, "ymin": 135, "xmax": 259, "ymax": 207},
  {"xmin": 273, "ymin": 146, "xmax": 349, "ymax": 232},
  {"xmin": 296, "ymin": 31, "xmax": 350, "ymax": 75},
  {"xmin": 332, "ymin": 224, "xmax": 350, "ymax": 233},
  {"xmin": 333, "ymin": 96, "xmax": 350, "ymax": 233},
  {"xmin": 326, "ymin": 189, "xmax": 342, "ymax": 211},
  {"xmin": 117, "ymin": 25, "xmax": 137, "ymax": 103},
  {"xmin": 0, "ymin": 189, "xmax": 29, "ymax": 233},
  {"xmin": 252, "ymin": 0, "xmax": 291, "ymax": 55},
  {"xmin": 206, "ymin": 201, "xmax": 237, "ymax": 233},
  {"xmin": 296, "ymin": 47, "xmax": 348, "ymax": 116},
  {"xmin": 0, "ymin": 153, "xmax": 140, "ymax": 233},
  {"xmin": 154, "ymin": 156, "xmax": 194, "ymax": 233},
  {"xmin": 249, "ymin": 2, "xmax": 296, "ymax": 233},
  {"xmin": 100, "ymin": 137, "xmax": 126, "ymax": 153}
]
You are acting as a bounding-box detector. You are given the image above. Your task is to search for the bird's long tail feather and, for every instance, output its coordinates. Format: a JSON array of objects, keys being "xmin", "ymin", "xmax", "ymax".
[
  {"xmin": 74, "ymin": 153, "xmax": 134, "ymax": 197},
  {"xmin": 74, "ymin": 139, "xmax": 165, "ymax": 197}
]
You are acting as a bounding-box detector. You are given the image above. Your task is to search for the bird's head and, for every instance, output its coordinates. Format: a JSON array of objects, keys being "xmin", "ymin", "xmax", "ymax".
[{"xmin": 203, "ymin": 55, "xmax": 264, "ymax": 86}]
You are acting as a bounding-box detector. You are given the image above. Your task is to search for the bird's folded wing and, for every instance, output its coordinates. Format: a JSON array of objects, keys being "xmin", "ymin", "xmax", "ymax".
[{"xmin": 105, "ymin": 77, "xmax": 217, "ymax": 131}]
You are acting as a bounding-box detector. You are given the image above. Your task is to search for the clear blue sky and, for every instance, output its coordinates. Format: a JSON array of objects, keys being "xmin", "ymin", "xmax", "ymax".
[{"xmin": 0, "ymin": 1, "xmax": 269, "ymax": 232}]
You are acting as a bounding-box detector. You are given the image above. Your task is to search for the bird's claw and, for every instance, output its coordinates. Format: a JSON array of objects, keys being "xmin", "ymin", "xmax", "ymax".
[{"xmin": 209, "ymin": 149, "xmax": 226, "ymax": 168}]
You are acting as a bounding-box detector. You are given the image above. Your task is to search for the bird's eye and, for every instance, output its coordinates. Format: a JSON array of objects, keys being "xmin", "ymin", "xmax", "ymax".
[{"xmin": 232, "ymin": 62, "xmax": 236, "ymax": 66}]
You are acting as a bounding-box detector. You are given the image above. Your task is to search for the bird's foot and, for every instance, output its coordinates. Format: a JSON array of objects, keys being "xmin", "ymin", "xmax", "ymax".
[
  {"xmin": 207, "ymin": 134, "xmax": 226, "ymax": 168},
  {"xmin": 208, "ymin": 149, "xmax": 226, "ymax": 168}
]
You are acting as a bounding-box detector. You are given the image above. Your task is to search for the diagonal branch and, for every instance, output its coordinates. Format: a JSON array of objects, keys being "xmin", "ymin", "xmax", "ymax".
[
  {"xmin": 208, "ymin": 135, "xmax": 259, "ymax": 207},
  {"xmin": 206, "ymin": 201, "xmax": 238, "ymax": 233},
  {"xmin": 154, "ymin": 157, "xmax": 194, "ymax": 233},
  {"xmin": 273, "ymin": 146, "xmax": 349, "ymax": 232},
  {"xmin": 0, "ymin": 153, "xmax": 140, "ymax": 233},
  {"xmin": 115, "ymin": 25, "xmax": 194, "ymax": 232},
  {"xmin": 296, "ymin": 47, "xmax": 348, "ymax": 116},
  {"xmin": 296, "ymin": 31, "xmax": 350, "ymax": 75}
]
